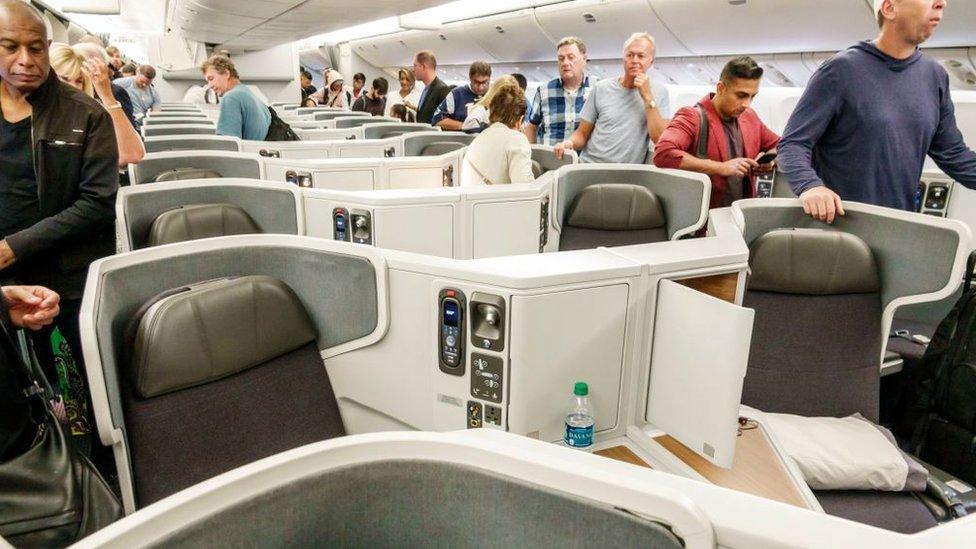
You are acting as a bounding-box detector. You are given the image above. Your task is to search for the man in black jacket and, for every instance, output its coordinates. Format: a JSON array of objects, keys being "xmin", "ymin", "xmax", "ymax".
[
  {"xmin": 411, "ymin": 50, "xmax": 451, "ymax": 125},
  {"xmin": 0, "ymin": 1, "xmax": 118, "ymax": 391}
]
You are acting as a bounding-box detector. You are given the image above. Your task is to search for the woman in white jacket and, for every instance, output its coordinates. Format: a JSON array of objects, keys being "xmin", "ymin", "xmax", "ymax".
[
  {"xmin": 385, "ymin": 68, "xmax": 422, "ymax": 119},
  {"xmin": 461, "ymin": 82, "xmax": 535, "ymax": 186}
]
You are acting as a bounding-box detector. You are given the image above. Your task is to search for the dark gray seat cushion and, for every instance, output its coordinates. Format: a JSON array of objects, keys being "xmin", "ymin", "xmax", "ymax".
[
  {"xmin": 749, "ymin": 229, "xmax": 881, "ymax": 295},
  {"xmin": 559, "ymin": 184, "xmax": 668, "ymax": 251},
  {"xmin": 147, "ymin": 203, "xmax": 261, "ymax": 247},
  {"xmin": 154, "ymin": 460, "xmax": 684, "ymax": 548},
  {"xmin": 419, "ymin": 141, "xmax": 465, "ymax": 156},
  {"xmin": 814, "ymin": 490, "xmax": 937, "ymax": 534},
  {"xmin": 154, "ymin": 168, "xmax": 223, "ymax": 182}
]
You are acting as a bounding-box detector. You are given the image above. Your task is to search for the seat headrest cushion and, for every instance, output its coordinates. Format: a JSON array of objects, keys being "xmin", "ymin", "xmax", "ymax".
[
  {"xmin": 153, "ymin": 167, "xmax": 222, "ymax": 182},
  {"xmin": 130, "ymin": 276, "xmax": 317, "ymax": 398},
  {"xmin": 147, "ymin": 203, "xmax": 261, "ymax": 247},
  {"xmin": 420, "ymin": 141, "xmax": 465, "ymax": 156},
  {"xmin": 566, "ymin": 184, "xmax": 666, "ymax": 230},
  {"xmin": 748, "ymin": 229, "xmax": 881, "ymax": 295}
]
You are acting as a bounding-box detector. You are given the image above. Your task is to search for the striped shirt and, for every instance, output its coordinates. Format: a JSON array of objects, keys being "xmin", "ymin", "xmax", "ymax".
[{"xmin": 528, "ymin": 75, "xmax": 595, "ymax": 146}]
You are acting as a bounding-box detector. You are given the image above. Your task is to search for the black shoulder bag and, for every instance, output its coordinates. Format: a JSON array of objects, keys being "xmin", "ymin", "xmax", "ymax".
[
  {"xmin": 695, "ymin": 103, "xmax": 708, "ymax": 159},
  {"xmin": 0, "ymin": 310, "xmax": 122, "ymax": 546}
]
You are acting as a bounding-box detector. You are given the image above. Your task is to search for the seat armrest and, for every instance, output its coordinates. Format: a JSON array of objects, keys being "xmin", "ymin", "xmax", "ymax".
[{"xmin": 920, "ymin": 460, "xmax": 976, "ymax": 519}]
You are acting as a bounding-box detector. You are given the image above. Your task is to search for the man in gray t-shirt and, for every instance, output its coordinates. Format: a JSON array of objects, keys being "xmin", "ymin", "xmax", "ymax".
[{"xmin": 555, "ymin": 32, "xmax": 670, "ymax": 164}]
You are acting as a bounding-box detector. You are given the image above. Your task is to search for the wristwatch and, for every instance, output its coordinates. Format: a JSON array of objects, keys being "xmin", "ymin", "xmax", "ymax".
[{"xmin": 645, "ymin": 99, "xmax": 657, "ymax": 110}]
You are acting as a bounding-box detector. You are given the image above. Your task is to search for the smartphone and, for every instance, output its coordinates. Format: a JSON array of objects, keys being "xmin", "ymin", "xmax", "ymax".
[{"xmin": 756, "ymin": 151, "xmax": 777, "ymax": 164}]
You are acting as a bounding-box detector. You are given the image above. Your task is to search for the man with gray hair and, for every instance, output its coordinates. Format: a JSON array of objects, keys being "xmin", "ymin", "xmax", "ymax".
[
  {"xmin": 555, "ymin": 32, "xmax": 670, "ymax": 164},
  {"xmin": 525, "ymin": 36, "xmax": 594, "ymax": 146}
]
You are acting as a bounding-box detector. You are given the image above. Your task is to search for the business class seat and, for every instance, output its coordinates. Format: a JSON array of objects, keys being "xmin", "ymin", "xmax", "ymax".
[
  {"xmin": 130, "ymin": 152, "xmax": 263, "ymax": 185},
  {"xmin": 402, "ymin": 132, "xmax": 474, "ymax": 157},
  {"xmin": 142, "ymin": 125, "xmax": 217, "ymax": 138},
  {"xmin": 530, "ymin": 146, "xmax": 575, "ymax": 178},
  {"xmin": 334, "ymin": 116, "xmax": 398, "ymax": 129},
  {"xmin": 559, "ymin": 184, "xmax": 668, "ymax": 250},
  {"xmin": 144, "ymin": 135, "xmax": 243, "ymax": 154},
  {"xmin": 362, "ymin": 122, "xmax": 435, "ymax": 139},
  {"xmin": 120, "ymin": 276, "xmax": 345, "ymax": 507},
  {"xmin": 420, "ymin": 141, "xmax": 466, "ymax": 156},
  {"xmin": 554, "ymin": 165, "xmax": 709, "ymax": 251},
  {"xmin": 732, "ymin": 204, "xmax": 974, "ymax": 534},
  {"xmin": 116, "ymin": 180, "xmax": 302, "ymax": 251}
]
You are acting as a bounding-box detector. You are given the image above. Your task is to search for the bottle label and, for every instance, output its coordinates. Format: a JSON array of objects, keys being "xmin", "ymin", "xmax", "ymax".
[{"xmin": 565, "ymin": 424, "xmax": 593, "ymax": 448}]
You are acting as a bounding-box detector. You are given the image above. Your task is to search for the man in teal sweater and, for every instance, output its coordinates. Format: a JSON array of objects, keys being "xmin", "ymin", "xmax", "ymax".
[{"xmin": 201, "ymin": 55, "xmax": 271, "ymax": 141}]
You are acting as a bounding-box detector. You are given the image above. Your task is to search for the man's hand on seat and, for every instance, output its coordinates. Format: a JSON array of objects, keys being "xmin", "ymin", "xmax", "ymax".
[
  {"xmin": 1, "ymin": 285, "xmax": 60, "ymax": 330},
  {"xmin": 800, "ymin": 186, "xmax": 845, "ymax": 224}
]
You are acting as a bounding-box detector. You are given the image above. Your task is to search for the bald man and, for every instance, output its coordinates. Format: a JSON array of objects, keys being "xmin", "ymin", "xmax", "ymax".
[{"xmin": 0, "ymin": 0, "xmax": 118, "ymax": 416}]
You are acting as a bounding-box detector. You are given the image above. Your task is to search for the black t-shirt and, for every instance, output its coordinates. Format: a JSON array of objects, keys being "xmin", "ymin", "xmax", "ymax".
[{"xmin": 0, "ymin": 115, "xmax": 39, "ymax": 238}]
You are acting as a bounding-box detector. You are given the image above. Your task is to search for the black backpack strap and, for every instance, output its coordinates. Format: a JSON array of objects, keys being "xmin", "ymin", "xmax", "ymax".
[
  {"xmin": 966, "ymin": 250, "xmax": 976, "ymax": 289},
  {"xmin": 695, "ymin": 103, "xmax": 708, "ymax": 159}
]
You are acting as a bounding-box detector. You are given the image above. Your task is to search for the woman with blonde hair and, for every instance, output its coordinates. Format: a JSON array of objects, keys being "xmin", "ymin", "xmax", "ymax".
[
  {"xmin": 385, "ymin": 67, "xmax": 422, "ymax": 119},
  {"xmin": 461, "ymin": 82, "xmax": 535, "ymax": 186},
  {"xmin": 461, "ymin": 75, "xmax": 517, "ymax": 133},
  {"xmin": 49, "ymin": 43, "xmax": 145, "ymax": 167}
]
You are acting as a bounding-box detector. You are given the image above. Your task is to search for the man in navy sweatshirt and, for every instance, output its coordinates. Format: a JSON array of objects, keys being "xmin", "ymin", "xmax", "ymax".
[{"xmin": 778, "ymin": 0, "xmax": 976, "ymax": 223}]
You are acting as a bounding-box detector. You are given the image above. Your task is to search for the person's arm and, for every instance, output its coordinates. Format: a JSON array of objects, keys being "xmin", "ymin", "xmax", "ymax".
[
  {"xmin": 634, "ymin": 74, "xmax": 668, "ymax": 142},
  {"xmin": 509, "ymin": 134, "xmax": 536, "ymax": 183},
  {"xmin": 150, "ymin": 86, "xmax": 161, "ymax": 112},
  {"xmin": 653, "ymin": 108, "xmax": 758, "ymax": 176},
  {"xmin": 554, "ymin": 89, "xmax": 598, "ymax": 159},
  {"xmin": 437, "ymin": 117, "xmax": 464, "ymax": 131},
  {"xmin": 524, "ymin": 88, "xmax": 543, "ymax": 143},
  {"xmin": 431, "ymin": 91, "xmax": 453, "ymax": 127},
  {"xmin": 2, "ymin": 105, "xmax": 119, "ymax": 267},
  {"xmin": 1, "ymin": 285, "xmax": 59, "ymax": 330},
  {"xmin": 928, "ymin": 72, "xmax": 976, "ymax": 189},
  {"xmin": 215, "ymin": 95, "xmax": 244, "ymax": 138},
  {"xmin": 84, "ymin": 58, "xmax": 144, "ymax": 166},
  {"xmin": 777, "ymin": 64, "xmax": 845, "ymax": 222}
]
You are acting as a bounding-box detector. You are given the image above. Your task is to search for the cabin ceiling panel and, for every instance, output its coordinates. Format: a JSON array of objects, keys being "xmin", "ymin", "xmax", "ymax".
[
  {"xmin": 462, "ymin": 9, "xmax": 555, "ymax": 62},
  {"xmin": 534, "ymin": 0, "xmax": 691, "ymax": 60},
  {"xmin": 649, "ymin": 0, "xmax": 877, "ymax": 56}
]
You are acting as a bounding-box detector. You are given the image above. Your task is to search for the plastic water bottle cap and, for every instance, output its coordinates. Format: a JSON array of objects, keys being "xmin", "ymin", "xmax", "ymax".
[{"xmin": 574, "ymin": 382, "xmax": 588, "ymax": 396}]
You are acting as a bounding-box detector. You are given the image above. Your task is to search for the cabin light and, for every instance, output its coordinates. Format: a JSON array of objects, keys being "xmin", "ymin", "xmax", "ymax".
[
  {"xmin": 439, "ymin": 34, "xmax": 447, "ymax": 40},
  {"xmin": 582, "ymin": 13, "xmax": 596, "ymax": 23}
]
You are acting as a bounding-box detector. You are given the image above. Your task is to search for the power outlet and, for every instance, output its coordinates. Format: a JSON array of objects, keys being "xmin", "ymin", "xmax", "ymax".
[
  {"xmin": 484, "ymin": 404, "xmax": 501, "ymax": 426},
  {"xmin": 467, "ymin": 401, "xmax": 483, "ymax": 429}
]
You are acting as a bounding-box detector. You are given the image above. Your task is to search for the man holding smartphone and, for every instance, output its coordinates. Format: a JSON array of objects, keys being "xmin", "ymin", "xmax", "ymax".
[{"xmin": 653, "ymin": 56, "xmax": 780, "ymax": 208}]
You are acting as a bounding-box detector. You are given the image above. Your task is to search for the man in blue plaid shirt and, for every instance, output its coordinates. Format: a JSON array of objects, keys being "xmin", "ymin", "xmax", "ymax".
[{"xmin": 525, "ymin": 37, "xmax": 594, "ymax": 146}]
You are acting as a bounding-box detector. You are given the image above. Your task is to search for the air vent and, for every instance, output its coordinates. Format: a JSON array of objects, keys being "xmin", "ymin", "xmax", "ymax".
[
  {"xmin": 439, "ymin": 34, "xmax": 447, "ymax": 40},
  {"xmin": 399, "ymin": 40, "xmax": 407, "ymax": 47},
  {"xmin": 582, "ymin": 13, "xmax": 596, "ymax": 23},
  {"xmin": 495, "ymin": 26, "xmax": 505, "ymax": 34}
]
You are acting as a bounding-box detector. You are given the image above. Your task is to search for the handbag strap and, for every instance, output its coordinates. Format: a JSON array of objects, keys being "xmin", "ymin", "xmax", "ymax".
[
  {"xmin": 0, "ymin": 302, "xmax": 54, "ymax": 403},
  {"xmin": 695, "ymin": 103, "xmax": 708, "ymax": 159}
]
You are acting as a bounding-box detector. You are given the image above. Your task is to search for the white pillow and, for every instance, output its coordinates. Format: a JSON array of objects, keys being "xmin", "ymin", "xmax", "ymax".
[{"xmin": 761, "ymin": 412, "xmax": 927, "ymax": 491}]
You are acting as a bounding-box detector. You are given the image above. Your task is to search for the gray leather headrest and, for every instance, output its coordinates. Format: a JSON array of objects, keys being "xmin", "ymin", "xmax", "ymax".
[
  {"xmin": 378, "ymin": 129, "xmax": 406, "ymax": 138},
  {"xmin": 531, "ymin": 160, "xmax": 544, "ymax": 179},
  {"xmin": 748, "ymin": 229, "xmax": 881, "ymax": 295},
  {"xmin": 420, "ymin": 142, "xmax": 465, "ymax": 156},
  {"xmin": 130, "ymin": 276, "xmax": 316, "ymax": 398},
  {"xmin": 147, "ymin": 203, "xmax": 261, "ymax": 247},
  {"xmin": 566, "ymin": 184, "xmax": 666, "ymax": 230},
  {"xmin": 153, "ymin": 168, "xmax": 223, "ymax": 182}
]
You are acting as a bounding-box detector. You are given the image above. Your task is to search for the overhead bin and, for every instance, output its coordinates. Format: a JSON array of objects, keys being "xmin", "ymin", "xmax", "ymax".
[
  {"xmin": 350, "ymin": 33, "xmax": 414, "ymax": 69},
  {"xmin": 924, "ymin": 0, "xmax": 976, "ymax": 48},
  {"xmin": 42, "ymin": 10, "xmax": 68, "ymax": 44},
  {"xmin": 299, "ymin": 48, "xmax": 330, "ymax": 72},
  {"xmin": 648, "ymin": 0, "xmax": 876, "ymax": 56},
  {"xmin": 66, "ymin": 21, "xmax": 87, "ymax": 44},
  {"xmin": 653, "ymin": 57, "xmax": 718, "ymax": 86},
  {"xmin": 399, "ymin": 24, "xmax": 492, "ymax": 66},
  {"xmin": 534, "ymin": 0, "xmax": 691, "ymax": 60},
  {"xmin": 463, "ymin": 9, "xmax": 555, "ymax": 63}
]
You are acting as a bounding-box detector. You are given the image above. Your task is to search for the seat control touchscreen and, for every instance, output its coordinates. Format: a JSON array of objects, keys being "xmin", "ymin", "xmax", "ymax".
[{"xmin": 438, "ymin": 288, "xmax": 466, "ymax": 376}]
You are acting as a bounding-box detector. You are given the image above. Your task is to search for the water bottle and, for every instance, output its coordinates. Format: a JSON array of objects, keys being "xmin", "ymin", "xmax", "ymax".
[{"xmin": 564, "ymin": 382, "xmax": 594, "ymax": 450}]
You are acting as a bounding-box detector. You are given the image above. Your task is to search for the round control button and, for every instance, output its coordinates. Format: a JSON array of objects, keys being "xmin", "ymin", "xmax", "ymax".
[{"xmin": 446, "ymin": 335, "xmax": 457, "ymax": 347}]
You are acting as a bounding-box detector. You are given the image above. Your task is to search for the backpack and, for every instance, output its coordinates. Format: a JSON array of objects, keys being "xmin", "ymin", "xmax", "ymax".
[
  {"xmin": 264, "ymin": 106, "xmax": 300, "ymax": 142},
  {"xmin": 904, "ymin": 252, "xmax": 976, "ymax": 483}
]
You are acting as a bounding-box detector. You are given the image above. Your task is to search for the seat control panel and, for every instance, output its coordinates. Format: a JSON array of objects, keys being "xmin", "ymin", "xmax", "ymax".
[
  {"xmin": 350, "ymin": 209, "xmax": 372, "ymax": 244},
  {"xmin": 438, "ymin": 288, "xmax": 466, "ymax": 376},
  {"xmin": 756, "ymin": 170, "xmax": 775, "ymax": 198},
  {"xmin": 285, "ymin": 170, "xmax": 313, "ymax": 188},
  {"xmin": 917, "ymin": 179, "xmax": 953, "ymax": 217},
  {"xmin": 333, "ymin": 208, "xmax": 350, "ymax": 241},
  {"xmin": 471, "ymin": 353, "xmax": 503, "ymax": 403}
]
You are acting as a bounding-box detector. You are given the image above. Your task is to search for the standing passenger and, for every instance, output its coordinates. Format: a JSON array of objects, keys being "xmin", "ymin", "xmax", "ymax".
[
  {"xmin": 525, "ymin": 37, "xmax": 595, "ymax": 146},
  {"xmin": 299, "ymin": 69, "xmax": 316, "ymax": 103},
  {"xmin": 411, "ymin": 50, "xmax": 451, "ymax": 125},
  {"xmin": 654, "ymin": 57, "xmax": 780, "ymax": 208},
  {"xmin": 0, "ymin": 0, "xmax": 119, "ymax": 443},
  {"xmin": 433, "ymin": 61, "xmax": 491, "ymax": 131},
  {"xmin": 554, "ymin": 33, "xmax": 670, "ymax": 164},
  {"xmin": 351, "ymin": 77, "xmax": 388, "ymax": 116},
  {"xmin": 461, "ymin": 82, "xmax": 535, "ymax": 186},
  {"xmin": 112, "ymin": 64, "xmax": 160, "ymax": 127},
  {"xmin": 385, "ymin": 68, "xmax": 421, "ymax": 119},
  {"xmin": 201, "ymin": 55, "xmax": 271, "ymax": 140},
  {"xmin": 351, "ymin": 72, "xmax": 366, "ymax": 102},
  {"xmin": 778, "ymin": 0, "xmax": 976, "ymax": 222}
]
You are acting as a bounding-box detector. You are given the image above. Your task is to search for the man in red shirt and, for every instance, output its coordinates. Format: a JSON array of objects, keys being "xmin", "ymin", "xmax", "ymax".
[{"xmin": 654, "ymin": 56, "xmax": 779, "ymax": 208}]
